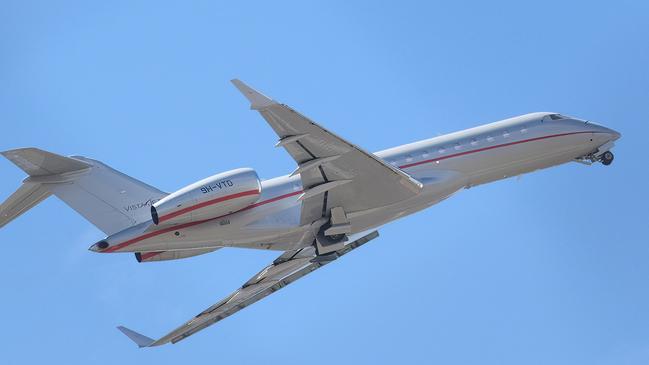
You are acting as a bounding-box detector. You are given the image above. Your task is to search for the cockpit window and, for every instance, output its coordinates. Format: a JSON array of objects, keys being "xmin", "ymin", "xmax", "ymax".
[{"xmin": 548, "ymin": 114, "xmax": 568, "ymax": 120}]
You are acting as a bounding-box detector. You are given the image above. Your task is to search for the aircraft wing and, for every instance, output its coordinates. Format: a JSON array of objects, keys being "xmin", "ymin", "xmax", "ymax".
[
  {"xmin": 118, "ymin": 230, "xmax": 379, "ymax": 347},
  {"xmin": 231, "ymin": 79, "xmax": 422, "ymax": 226}
]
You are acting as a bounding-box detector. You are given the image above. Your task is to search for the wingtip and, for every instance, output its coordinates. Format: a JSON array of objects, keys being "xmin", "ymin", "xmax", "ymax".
[
  {"xmin": 117, "ymin": 326, "xmax": 156, "ymax": 348},
  {"xmin": 230, "ymin": 79, "xmax": 276, "ymax": 110}
]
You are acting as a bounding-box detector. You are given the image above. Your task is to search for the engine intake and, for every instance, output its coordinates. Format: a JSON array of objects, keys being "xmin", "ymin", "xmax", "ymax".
[{"xmin": 151, "ymin": 168, "xmax": 261, "ymax": 225}]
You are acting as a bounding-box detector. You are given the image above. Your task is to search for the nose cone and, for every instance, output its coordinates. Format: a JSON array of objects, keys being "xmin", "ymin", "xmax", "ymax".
[
  {"xmin": 602, "ymin": 127, "xmax": 621, "ymax": 142},
  {"xmin": 589, "ymin": 123, "xmax": 621, "ymax": 142}
]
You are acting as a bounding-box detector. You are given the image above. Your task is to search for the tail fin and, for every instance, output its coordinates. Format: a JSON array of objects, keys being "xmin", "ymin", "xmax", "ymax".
[{"xmin": 1, "ymin": 148, "xmax": 167, "ymax": 235}]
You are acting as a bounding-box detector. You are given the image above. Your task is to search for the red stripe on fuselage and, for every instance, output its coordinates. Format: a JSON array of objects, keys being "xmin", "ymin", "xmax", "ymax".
[
  {"xmin": 398, "ymin": 131, "xmax": 598, "ymax": 169},
  {"xmin": 102, "ymin": 190, "xmax": 303, "ymax": 253},
  {"xmin": 157, "ymin": 189, "xmax": 260, "ymax": 224},
  {"xmin": 103, "ymin": 131, "xmax": 601, "ymax": 254}
]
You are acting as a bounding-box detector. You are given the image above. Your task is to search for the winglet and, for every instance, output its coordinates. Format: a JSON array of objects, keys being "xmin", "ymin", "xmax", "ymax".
[
  {"xmin": 230, "ymin": 79, "xmax": 276, "ymax": 110},
  {"xmin": 117, "ymin": 326, "xmax": 156, "ymax": 348}
]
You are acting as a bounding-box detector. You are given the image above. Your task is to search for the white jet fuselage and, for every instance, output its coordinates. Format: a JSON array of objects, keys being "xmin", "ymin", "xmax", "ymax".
[
  {"xmin": 0, "ymin": 79, "xmax": 623, "ymax": 346},
  {"xmin": 96, "ymin": 112, "xmax": 619, "ymax": 255}
]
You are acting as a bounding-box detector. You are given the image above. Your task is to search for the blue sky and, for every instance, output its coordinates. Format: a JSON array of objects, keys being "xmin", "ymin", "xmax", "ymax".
[{"xmin": 1, "ymin": 1, "xmax": 648, "ymax": 364}]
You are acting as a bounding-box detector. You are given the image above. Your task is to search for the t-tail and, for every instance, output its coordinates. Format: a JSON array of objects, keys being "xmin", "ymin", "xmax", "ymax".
[{"xmin": 0, "ymin": 148, "xmax": 167, "ymax": 236}]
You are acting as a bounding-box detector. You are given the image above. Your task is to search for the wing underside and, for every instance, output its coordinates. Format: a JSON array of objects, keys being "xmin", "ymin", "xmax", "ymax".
[{"xmin": 118, "ymin": 230, "xmax": 379, "ymax": 347}]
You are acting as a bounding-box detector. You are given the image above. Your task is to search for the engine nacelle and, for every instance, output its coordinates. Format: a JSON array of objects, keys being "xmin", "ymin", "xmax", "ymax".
[
  {"xmin": 135, "ymin": 247, "xmax": 220, "ymax": 263},
  {"xmin": 151, "ymin": 168, "xmax": 261, "ymax": 225}
]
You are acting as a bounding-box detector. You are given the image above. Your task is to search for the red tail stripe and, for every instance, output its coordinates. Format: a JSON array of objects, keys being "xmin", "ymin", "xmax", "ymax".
[
  {"xmin": 158, "ymin": 189, "xmax": 260, "ymax": 223},
  {"xmin": 102, "ymin": 190, "xmax": 303, "ymax": 253}
]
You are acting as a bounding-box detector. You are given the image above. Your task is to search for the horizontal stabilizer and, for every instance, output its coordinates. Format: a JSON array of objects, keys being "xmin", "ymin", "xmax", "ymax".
[
  {"xmin": 1, "ymin": 147, "xmax": 167, "ymax": 235},
  {"xmin": 2, "ymin": 148, "xmax": 90, "ymax": 176},
  {"xmin": 116, "ymin": 326, "xmax": 156, "ymax": 348},
  {"xmin": 1, "ymin": 148, "xmax": 92, "ymax": 229},
  {"xmin": 0, "ymin": 182, "xmax": 51, "ymax": 229}
]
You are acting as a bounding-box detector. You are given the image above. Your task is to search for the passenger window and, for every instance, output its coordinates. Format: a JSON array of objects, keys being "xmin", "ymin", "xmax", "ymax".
[
  {"xmin": 438, "ymin": 147, "xmax": 446, "ymax": 154},
  {"xmin": 521, "ymin": 127, "xmax": 528, "ymax": 134},
  {"xmin": 422, "ymin": 150, "xmax": 429, "ymax": 158},
  {"xmin": 503, "ymin": 130, "xmax": 510, "ymax": 138},
  {"xmin": 454, "ymin": 143, "xmax": 462, "ymax": 150},
  {"xmin": 470, "ymin": 138, "xmax": 478, "ymax": 146},
  {"xmin": 487, "ymin": 136, "xmax": 494, "ymax": 142},
  {"xmin": 406, "ymin": 154, "xmax": 413, "ymax": 162}
]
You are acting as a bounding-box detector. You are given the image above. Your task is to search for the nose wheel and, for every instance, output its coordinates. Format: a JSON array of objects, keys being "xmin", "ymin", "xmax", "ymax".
[{"xmin": 600, "ymin": 151, "xmax": 614, "ymax": 166}]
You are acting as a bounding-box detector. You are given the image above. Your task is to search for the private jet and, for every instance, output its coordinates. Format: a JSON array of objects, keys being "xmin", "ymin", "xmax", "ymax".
[{"xmin": 0, "ymin": 80, "xmax": 621, "ymax": 347}]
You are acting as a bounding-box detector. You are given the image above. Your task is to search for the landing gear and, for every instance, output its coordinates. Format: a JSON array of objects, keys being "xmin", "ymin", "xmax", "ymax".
[
  {"xmin": 576, "ymin": 149, "xmax": 616, "ymax": 166},
  {"xmin": 600, "ymin": 151, "xmax": 614, "ymax": 166},
  {"xmin": 313, "ymin": 206, "xmax": 351, "ymax": 256},
  {"xmin": 315, "ymin": 222, "xmax": 347, "ymax": 256}
]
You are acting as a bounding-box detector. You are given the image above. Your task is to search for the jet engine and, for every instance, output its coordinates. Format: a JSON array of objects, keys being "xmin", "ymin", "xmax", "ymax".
[
  {"xmin": 151, "ymin": 168, "xmax": 261, "ymax": 225},
  {"xmin": 135, "ymin": 247, "xmax": 221, "ymax": 263}
]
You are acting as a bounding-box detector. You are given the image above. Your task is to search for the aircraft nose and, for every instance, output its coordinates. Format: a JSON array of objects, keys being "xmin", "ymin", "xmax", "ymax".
[
  {"xmin": 589, "ymin": 123, "xmax": 621, "ymax": 142},
  {"xmin": 602, "ymin": 127, "xmax": 621, "ymax": 142}
]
